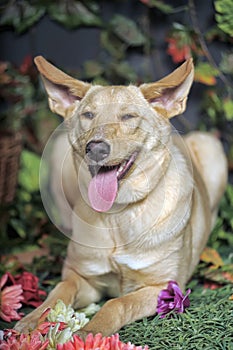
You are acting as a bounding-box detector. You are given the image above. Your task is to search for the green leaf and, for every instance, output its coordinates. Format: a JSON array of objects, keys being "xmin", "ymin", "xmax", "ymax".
[
  {"xmin": 194, "ymin": 62, "xmax": 219, "ymax": 85},
  {"xmin": 215, "ymin": 0, "xmax": 233, "ymax": 11},
  {"xmin": 18, "ymin": 150, "xmax": 40, "ymax": 192},
  {"xmin": 226, "ymin": 183, "xmax": 233, "ymax": 206},
  {"xmin": 140, "ymin": 0, "xmax": 175, "ymax": 14},
  {"xmin": 149, "ymin": 0, "xmax": 174, "ymax": 13},
  {"xmin": 48, "ymin": 1, "xmax": 102, "ymax": 28},
  {"xmin": 110, "ymin": 61, "xmax": 138, "ymax": 83},
  {"xmin": 110, "ymin": 15, "xmax": 146, "ymax": 46},
  {"xmin": 220, "ymin": 52, "xmax": 233, "ymax": 74},
  {"xmin": 223, "ymin": 99, "xmax": 233, "ymax": 121},
  {"xmin": 0, "ymin": 1, "xmax": 45, "ymax": 33},
  {"xmin": 210, "ymin": 183, "xmax": 233, "ymax": 249},
  {"xmin": 82, "ymin": 0, "xmax": 100, "ymax": 13},
  {"xmin": 0, "ymin": 3, "xmax": 19, "ymax": 27},
  {"xmin": 17, "ymin": 3, "xmax": 45, "ymax": 33},
  {"xmin": 207, "ymin": 107, "xmax": 217, "ymax": 123},
  {"xmin": 92, "ymin": 77, "xmax": 108, "ymax": 85},
  {"xmin": 10, "ymin": 218, "xmax": 26, "ymax": 238},
  {"xmin": 214, "ymin": 0, "xmax": 233, "ymax": 36},
  {"xmin": 173, "ymin": 22, "xmax": 188, "ymax": 31},
  {"xmin": 141, "ymin": 0, "xmax": 187, "ymax": 14},
  {"xmin": 83, "ymin": 60, "xmax": 104, "ymax": 78},
  {"xmin": 205, "ymin": 26, "xmax": 228, "ymax": 42},
  {"xmin": 101, "ymin": 31, "xmax": 126, "ymax": 60},
  {"xmin": 219, "ymin": 229, "xmax": 233, "ymax": 244}
]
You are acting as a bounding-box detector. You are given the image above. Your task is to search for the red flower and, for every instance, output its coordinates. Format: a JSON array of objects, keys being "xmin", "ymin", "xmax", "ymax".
[
  {"xmin": 56, "ymin": 333, "xmax": 149, "ymax": 350},
  {"xmin": 19, "ymin": 55, "xmax": 33, "ymax": 75},
  {"xmin": 0, "ymin": 273, "xmax": 24, "ymax": 322},
  {"xmin": 167, "ymin": 37, "xmax": 191, "ymax": 63},
  {"xmin": 15, "ymin": 271, "xmax": 46, "ymax": 307},
  {"xmin": 0, "ymin": 271, "xmax": 46, "ymax": 322},
  {"xmin": 37, "ymin": 321, "xmax": 67, "ymax": 335}
]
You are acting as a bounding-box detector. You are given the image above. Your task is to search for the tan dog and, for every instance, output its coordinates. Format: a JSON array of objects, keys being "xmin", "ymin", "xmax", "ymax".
[{"xmin": 15, "ymin": 57, "xmax": 227, "ymax": 336}]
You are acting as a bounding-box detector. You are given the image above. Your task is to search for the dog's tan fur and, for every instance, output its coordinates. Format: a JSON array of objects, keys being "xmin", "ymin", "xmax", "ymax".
[{"xmin": 15, "ymin": 57, "xmax": 227, "ymax": 336}]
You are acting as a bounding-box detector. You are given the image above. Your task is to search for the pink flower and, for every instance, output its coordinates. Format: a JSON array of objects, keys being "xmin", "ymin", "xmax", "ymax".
[
  {"xmin": 37, "ymin": 321, "xmax": 67, "ymax": 335},
  {"xmin": 0, "ymin": 273, "xmax": 24, "ymax": 322},
  {"xmin": 14, "ymin": 271, "xmax": 47, "ymax": 307},
  {"xmin": 56, "ymin": 333, "xmax": 149, "ymax": 350},
  {"xmin": 157, "ymin": 281, "xmax": 191, "ymax": 318},
  {"xmin": 0, "ymin": 331, "xmax": 148, "ymax": 350},
  {"xmin": 0, "ymin": 329, "xmax": 49, "ymax": 350}
]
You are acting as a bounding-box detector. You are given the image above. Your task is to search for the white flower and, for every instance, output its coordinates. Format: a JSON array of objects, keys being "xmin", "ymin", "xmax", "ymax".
[
  {"xmin": 80, "ymin": 303, "xmax": 101, "ymax": 316},
  {"xmin": 0, "ymin": 330, "xmax": 4, "ymax": 341},
  {"xmin": 47, "ymin": 300, "xmax": 74, "ymax": 323},
  {"xmin": 67, "ymin": 312, "xmax": 89, "ymax": 332},
  {"xmin": 47, "ymin": 299, "xmax": 89, "ymax": 333},
  {"xmin": 46, "ymin": 323, "xmax": 73, "ymax": 350}
]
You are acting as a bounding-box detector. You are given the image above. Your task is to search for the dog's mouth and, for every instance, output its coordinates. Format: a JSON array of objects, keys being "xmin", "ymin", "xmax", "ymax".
[{"xmin": 88, "ymin": 151, "xmax": 138, "ymax": 212}]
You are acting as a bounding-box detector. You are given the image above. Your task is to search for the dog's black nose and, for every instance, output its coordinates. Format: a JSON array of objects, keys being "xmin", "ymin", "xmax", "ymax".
[{"xmin": 86, "ymin": 140, "xmax": 110, "ymax": 162}]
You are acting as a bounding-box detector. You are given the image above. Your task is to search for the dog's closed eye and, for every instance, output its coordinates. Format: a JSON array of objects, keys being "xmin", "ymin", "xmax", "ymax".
[
  {"xmin": 82, "ymin": 111, "xmax": 95, "ymax": 120},
  {"xmin": 121, "ymin": 114, "xmax": 136, "ymax": 121}
]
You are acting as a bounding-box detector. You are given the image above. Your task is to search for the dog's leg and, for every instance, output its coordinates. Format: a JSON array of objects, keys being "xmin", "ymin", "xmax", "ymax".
[
  {"xmin": 80, "ymin": 284, "xmax": 167, "ymax": 337},
  {"xmin": 14, "ymin": 271, "xmax": 101, "ymax": 333}
]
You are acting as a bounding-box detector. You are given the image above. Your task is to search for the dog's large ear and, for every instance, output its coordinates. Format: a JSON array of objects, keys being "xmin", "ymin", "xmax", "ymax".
[
  {"xmin": 34, "ymin": 56, "xmax": 90, "ymax": 118},
  {"xmin": 140, "ymin": 58, "xmax": 194, "ymax": 118}
]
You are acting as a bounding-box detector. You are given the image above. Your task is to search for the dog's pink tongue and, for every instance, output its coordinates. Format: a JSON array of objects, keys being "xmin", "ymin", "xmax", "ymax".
[{"xmin": 88, "ymin": 168, "xmax": 118, "ymax": 212}]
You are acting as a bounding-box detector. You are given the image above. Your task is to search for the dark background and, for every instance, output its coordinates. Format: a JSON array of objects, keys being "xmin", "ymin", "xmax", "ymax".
[{"xmin": 0, "ymin": 0, "xmax": 223, "ymax": 131}]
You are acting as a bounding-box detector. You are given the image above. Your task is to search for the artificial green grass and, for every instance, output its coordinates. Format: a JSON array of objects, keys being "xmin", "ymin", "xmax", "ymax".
[{"xmin": 119, "ymin": 284, "xmax": 233, "ymax": 350}]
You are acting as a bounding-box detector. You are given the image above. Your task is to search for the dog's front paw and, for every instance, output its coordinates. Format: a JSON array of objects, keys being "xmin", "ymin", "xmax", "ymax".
[
  {"xmin": 14, "ymin": 312, "xmax": 40, "ymax": 334},
  {"xmin": 74, "ymin": 329, "xmax": 91, "ymax": 341}
]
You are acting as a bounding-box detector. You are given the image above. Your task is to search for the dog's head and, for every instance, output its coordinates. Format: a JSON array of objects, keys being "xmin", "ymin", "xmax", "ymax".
[{"xmin": 35, "ymin": 56, "xmax": 194, "ymax": 213}]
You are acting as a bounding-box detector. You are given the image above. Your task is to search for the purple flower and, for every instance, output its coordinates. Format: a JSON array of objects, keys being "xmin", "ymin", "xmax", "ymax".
[{"xmin": 157, "ymin": 281, "xmax": 191, "ymax": 318}]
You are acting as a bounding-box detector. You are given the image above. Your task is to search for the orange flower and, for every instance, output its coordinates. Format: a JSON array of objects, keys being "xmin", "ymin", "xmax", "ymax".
[
  {"xmin": 0, "ymin": 273, "xmax": 24, "ymax": 322},
  {"xmin": 166, "ymin": 37, "xmax": 191, "ymax": 63}
]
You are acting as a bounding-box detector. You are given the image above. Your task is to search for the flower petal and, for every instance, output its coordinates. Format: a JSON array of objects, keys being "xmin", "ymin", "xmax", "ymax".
[{"xmin": 157, "ymin": 281, "xmax": 191, "ymax": 318}]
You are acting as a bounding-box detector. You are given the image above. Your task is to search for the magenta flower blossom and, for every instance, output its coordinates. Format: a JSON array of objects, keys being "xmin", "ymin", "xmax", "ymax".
[{"xmin": 157, "ymin": 281, "xmax": 191, "ymax": 318}]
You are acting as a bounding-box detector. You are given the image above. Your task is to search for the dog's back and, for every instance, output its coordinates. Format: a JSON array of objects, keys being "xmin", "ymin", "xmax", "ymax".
[{"xmin": 184, "ymin": 132, "xmax": 227, "ymax": 223}]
